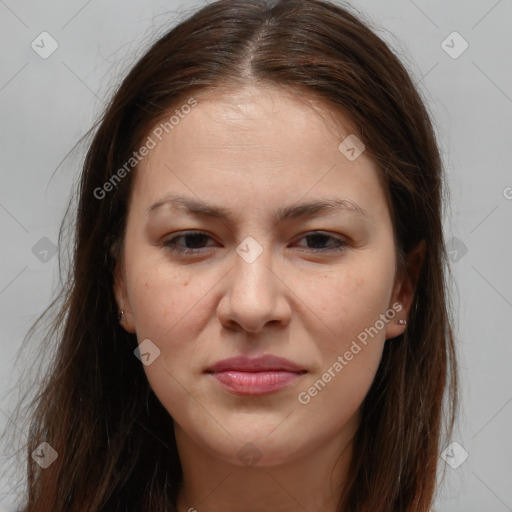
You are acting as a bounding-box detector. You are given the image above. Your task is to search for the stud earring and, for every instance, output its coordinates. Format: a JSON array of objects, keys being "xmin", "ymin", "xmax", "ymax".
[
  {"xmin": 118, "ymin": 310, "xmax": 124, "ymax": 322},
  {"xmin": 396, "ymin": 319, "xmax": 407, "ymax": 325}
]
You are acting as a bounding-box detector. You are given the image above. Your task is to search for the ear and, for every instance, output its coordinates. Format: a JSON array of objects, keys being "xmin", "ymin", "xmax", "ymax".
[
  {"xmin": 113, "ymin": 258, "xmax": 137, "ymax": 334},
  {"xmin": 385, "ymin": 239, "xmax": 426, "ymax": 340}
]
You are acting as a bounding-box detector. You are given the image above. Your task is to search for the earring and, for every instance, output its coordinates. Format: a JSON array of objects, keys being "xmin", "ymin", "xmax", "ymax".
[
  {"xmin": 118, "ymin": 310, "xmax": 124, "ymax": 322},
  {"xmin": 396, "ymin": 319, "xmax": 407, "ymax": 325}
]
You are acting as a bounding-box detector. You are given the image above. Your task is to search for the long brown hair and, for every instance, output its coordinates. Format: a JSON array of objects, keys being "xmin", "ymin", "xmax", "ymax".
[{"xmin": 3, "ymin": 0, "xmax": 458, "ymax": 510}]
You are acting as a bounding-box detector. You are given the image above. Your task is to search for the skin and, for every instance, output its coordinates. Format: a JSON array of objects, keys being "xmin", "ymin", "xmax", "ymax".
[{"xmin": 114, "ymin": 84, "xmax": 423, "ymax": 512}]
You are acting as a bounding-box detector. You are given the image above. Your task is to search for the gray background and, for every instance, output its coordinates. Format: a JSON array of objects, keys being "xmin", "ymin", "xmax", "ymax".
[{"xmin": 0, "ymin": 0, "xmax": 511, "ymax": 510}]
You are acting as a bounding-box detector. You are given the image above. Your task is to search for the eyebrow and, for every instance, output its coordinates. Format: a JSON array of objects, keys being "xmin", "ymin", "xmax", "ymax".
[{"xmin": 146, "ymin": 194, "xmax": 368, "ymax": 221}]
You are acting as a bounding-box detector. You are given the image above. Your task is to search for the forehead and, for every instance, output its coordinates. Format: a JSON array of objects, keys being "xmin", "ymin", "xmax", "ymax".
[
  {"xmin": 164, "ymin": 85, "xmax": 356, "ymax": 155},
  {"xmin": 128, "ymin": 85, "xmax": 390, "ymax": 223}
]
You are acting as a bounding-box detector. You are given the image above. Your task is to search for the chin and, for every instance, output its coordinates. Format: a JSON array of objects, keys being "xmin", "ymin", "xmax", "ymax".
[{"xmin": 207, "ymin": 430, "xmax": 312, "ymax": 468}]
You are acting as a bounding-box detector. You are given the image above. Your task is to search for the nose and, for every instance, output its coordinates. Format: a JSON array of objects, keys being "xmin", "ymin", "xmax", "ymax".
[{"xmin": 217, "ymin": 244, "xmax": 292, "ymax": 334}]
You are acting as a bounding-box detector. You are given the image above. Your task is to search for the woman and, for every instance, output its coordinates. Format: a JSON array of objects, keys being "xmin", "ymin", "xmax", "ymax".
[{"xmin": 6, "ymin": 0, "xmax": 458, "ymax": 510}]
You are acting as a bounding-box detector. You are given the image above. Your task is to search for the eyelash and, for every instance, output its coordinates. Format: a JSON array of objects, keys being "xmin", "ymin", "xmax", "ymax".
[{"xmin": 161, "ymin": 231, "xmax": 348, "ymax": 255}]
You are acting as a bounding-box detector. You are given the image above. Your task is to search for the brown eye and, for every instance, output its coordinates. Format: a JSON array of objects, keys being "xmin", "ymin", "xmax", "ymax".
[
  {"xmin": 162, "ymin": 231, "xmax": 215, "ymax": 255},
  {"xmin": 161, "ymin": 230, "xmax": 348, "ymax": 256},
  {"xmin": 295, "ymin": 232, "xmax": 348, "ymax": 252}
]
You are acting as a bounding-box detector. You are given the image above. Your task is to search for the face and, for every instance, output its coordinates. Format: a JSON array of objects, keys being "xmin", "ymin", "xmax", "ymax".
[{"xmin": 114, "ymin": 85, "xmax": 411, "ymax": 467}]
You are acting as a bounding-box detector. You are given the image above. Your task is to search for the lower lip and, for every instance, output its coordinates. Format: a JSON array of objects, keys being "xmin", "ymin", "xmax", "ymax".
[{"xmin": 210, "ymin": 371, "xmax": 303, "ymax": 396}]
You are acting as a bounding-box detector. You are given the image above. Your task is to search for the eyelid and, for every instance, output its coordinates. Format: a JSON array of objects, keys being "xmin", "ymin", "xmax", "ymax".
[
  {"xmin": 161, "ymin": 230, "xmax": 348, "ymax": 255},
  {"xmin": 161, "ymin": 230, "xmax": 217, "ymax": 254}
]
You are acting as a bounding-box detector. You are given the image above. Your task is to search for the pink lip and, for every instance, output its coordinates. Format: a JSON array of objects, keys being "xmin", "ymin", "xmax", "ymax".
[{"xmin": 205, "ymin": 355, "xmax": 307, "ymax": 396}]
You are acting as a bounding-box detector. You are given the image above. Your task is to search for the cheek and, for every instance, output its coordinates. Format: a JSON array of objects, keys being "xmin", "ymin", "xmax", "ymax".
[
  {"xmin": 127, "ymin": 266, "xmax": 210, "ymax": 418},
  {"xmin": 304, "ymin": 260, "xmax": 395, "ymax": 350},
  {"xmin": 129, "ymin": 262, "xmax": 206, "ymax": 336},
  {"xmin": 294, "ymin": 270, "xmax": 393, "ymax": 425},
  {"xmin": 296, "ymin": 352, "xmax": 381, "ymax": 443},
  {"xmin": 127, "ymin": 262, "xmax": 219, "ymax": 388},
  {"xmin": 298, "ymin": 259, "xmax": 396, "ymax": 421}
]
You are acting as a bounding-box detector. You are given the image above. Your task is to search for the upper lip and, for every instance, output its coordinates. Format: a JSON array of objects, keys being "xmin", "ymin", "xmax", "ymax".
[{"xmin": 205, "ymin": 355, "xmax": 306, "ymax": 373}]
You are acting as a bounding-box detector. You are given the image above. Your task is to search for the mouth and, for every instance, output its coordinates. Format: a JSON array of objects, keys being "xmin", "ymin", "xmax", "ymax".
[{"xmin": 204, "ymin": 355, "xmax": 307, "ymax": 396}]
